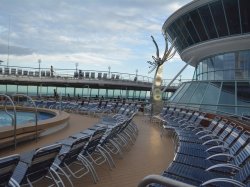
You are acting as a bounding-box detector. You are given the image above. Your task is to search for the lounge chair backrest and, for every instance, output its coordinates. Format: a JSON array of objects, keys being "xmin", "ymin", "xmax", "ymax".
[
  {"xmin": 225, "ymin": 126, "xmax": 243, "ymax": 146},
  {"xmin": 60, "ymin": 136, "xmax": 90, "ymax": 166},
  {"xmin": 185, "ymin": 111, "xmax": 198, "ymax": 123},
  {"xmin": 219, "ymin": 122, "xmax": 235, "ymax": 140},
  {"xmin": 206, "ymin": 116, "xmax": 221, "ymax": 131},
  {"xmin": 233, "ymin": 142, "xmax": 250, "ymax": 167},
  {"xmin": 211, "ymin": 119, "xmax": 228, "ymax": 136},
  {"xmin": 234, "ymin": 160, "xmax": 250, "ymax": 184},
  {"xmin": 24, "ymin": 144, "xmax": 61, "ymax": 184},
  {"xmin": 83, "ymin": 128, "xmax": 106, "ymax": 155},
  {"xmin": 230, "ymin": 131, "xmax": 250, "ymax": 155},
  {"xmin": 0, "ymin": 154, "xmax": 20, "ymax": 186}
]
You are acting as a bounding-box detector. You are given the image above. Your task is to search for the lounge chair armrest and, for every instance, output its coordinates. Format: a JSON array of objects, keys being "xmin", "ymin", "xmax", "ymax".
[
  {"xmin": 201, "ymin": 178, "xmax": 245, "ymax": 187},
  {"xmin": 206, "ymin": 145, "xmax": 229, "ymax": 152},
  {"xmin": 196, "ymin": 129, "xmax": 211, "ymax": 135},
  {"xmin": 206, "ymin": 163, "xmax": 240, "ymax": 171},
  {"xmin": 206, "ymin": 153, "xmax": 234, "ymax": 160},
  {"xmin": 199, "ymin": 134, "xmax": 216, "ymax": 140},
  {"xmin": 202, "ymin": 139, "xmax": 224, "ymax": 145}
]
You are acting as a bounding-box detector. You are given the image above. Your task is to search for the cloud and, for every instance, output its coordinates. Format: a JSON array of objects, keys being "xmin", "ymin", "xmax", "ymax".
[{"xmin": 0, "ymin": 0, "xmax": 194, "ymax": 79}]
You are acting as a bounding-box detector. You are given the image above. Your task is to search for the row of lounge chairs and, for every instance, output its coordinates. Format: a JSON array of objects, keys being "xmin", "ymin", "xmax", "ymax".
[
  {"xmin": 0, "ymin": 68, "xmax": 53, "ymax": 77},
  {"xmin": 150, "ymin": 107, "xmax": 250, "ymax": 187},
  {"xmin": 33, "ymin": 100, "xmax": 141, "ymax": 117},
  {"xmin": 74, "ymin": 71, "xmax": 121, "ymax": 80},
  {"xmin": 0, "ymin": 105, "xmax": 138, "ymax": 186}
]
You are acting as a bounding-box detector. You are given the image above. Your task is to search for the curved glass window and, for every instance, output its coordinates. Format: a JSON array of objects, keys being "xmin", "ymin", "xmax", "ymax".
[
  {"xmin": 217, "ymin": 82, "xmax": 236, "ymax": 114},
  {"xmin": 165, "ymin": 0, "xmax": 250, "ymax": 53},
  {"xmin": 169, "ymin": 80, "xmax": 250, "ymax": 117},
  {"xmin": 196, "ymin": 50, "xmax": 250, "ymax": 81},
  {"xmin": 223, "ymin": 0, "xmax": 241, "ymax": 35},
  {"xmin": 240, "ymin": 0, "xmax": 250, "ymax": 33}
]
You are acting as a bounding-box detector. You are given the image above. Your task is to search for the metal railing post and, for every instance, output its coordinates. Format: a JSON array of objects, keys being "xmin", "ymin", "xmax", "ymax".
[
  {"xmin": 12, "ymin": 94, "xmax": 38, "ymax": 142},
  {"xmin": 0, "ymin": 94, "xmax": 17, "ymax": 149}
]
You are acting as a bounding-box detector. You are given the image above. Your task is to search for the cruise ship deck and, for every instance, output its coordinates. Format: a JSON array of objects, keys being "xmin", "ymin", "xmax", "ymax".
[{"xmin": 1, "ymin": 113, "xmax": 175, "ymax": 187}]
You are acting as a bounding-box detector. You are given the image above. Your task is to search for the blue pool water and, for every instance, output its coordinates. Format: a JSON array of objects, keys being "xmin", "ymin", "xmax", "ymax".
[{"xmin": 0, "ymin": 111, "xmax": 55, "ymax": 127}]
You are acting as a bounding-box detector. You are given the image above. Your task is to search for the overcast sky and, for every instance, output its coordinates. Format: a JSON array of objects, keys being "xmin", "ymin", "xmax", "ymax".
[{"xmin": 0, "ymin": 0, "xmax": 193, "ymax": 79}]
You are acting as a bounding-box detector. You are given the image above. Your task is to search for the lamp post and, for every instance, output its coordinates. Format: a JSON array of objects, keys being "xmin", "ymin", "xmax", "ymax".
[
  {"xmin": 108, "ymin": 66, "xmax": 111, "ymax": 79},
  {"xmin": 75, "ymin": 62, "xmax": 78, "ymax": 72},
  {"xmin": 38, "ymin": 59, "xmax": 41, "ymax": 77}
]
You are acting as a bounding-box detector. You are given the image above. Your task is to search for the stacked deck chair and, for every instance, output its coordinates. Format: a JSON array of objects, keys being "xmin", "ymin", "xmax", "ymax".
[
  {"xmin": 150, "ymin": 106, "xmax": 250, "ymax": 187},
  {"xmin": 154, "ymin": 142, "xmax": 250, "ymax": 187},
  {"xmin": 53, "ymin": 128, "xmax": 106, "ymax": 186},
  {"xmin": 11, "ymin": 143, "xmax": 63, "ymax": 187},
  {"xmin": 0, "ymin": 154, "xmax": 20, "ymax": 187},
  {"xmin": 92, "ymin": 110, "xmax": 138, "ymax": 160}
]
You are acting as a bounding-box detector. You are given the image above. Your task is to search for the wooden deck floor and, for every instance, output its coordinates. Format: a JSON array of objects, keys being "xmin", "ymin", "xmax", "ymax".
[{"xmin": 1, "ymin": 114, "xmax": 175, "ymax": 187}]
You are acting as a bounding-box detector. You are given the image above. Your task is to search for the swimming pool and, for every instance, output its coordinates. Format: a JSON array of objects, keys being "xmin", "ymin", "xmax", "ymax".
[{"xmin": 0, "ymin": 111, "xmax": 55, "ymax": 127}]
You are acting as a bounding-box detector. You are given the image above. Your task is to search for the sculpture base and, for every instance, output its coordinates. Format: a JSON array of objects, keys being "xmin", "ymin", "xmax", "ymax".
[{"xmin": 151, "ymin": 100, "xmax": 164, "ymax": 116}]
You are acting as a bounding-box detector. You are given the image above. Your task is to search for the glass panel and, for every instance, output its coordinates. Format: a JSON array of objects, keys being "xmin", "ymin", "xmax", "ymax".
[
  {"xmin": 239, "ymin": 51, "xmax": 250, "ymax": 79},
  {"xmin": 201, "ymin": 82, "xmax": 221, "ymax": 112},
  {"xmin": 237, "ymin": 82, "xmax": 250, "ymax": 106},
  {"xmin": 57, "ymin": 87, "xmax": 66, "ymax": 97},
  {"xmin": 99, "ymin": 89, "xmax": 106, "ymax": 97},
  {"xmin": 182, "ymin": 14, "xmax": 200, "ymax": 43},
  {"xmin": 172, "ymin": 22, "xmax": 188, "ymax": 49},
  {"xmin": 113, "ymin": 89, "xmax": 121, "ymax": 97},
  {"xmin": 7, "ymin": 85, "xmax": 17, "ymax": 94},
  {"xmin": 179, "ymin": 82, "xmax": 199, "ymax": 103},
  {"xmin": 209, "ymin": 0, "xmax": 228, "ymax": 37},
  {"xmin": 169, "ymin": 25, "xmax": 182, "ymax": 51},
  {"xmin": 198, "ymin": 5, "xmax": 218, "ymax": 39},
  {"xmin": 172, "ymin": 82, "xmax": 191, "ymax": 102},
  {"xmin": 107, "ymin": 89, "xmax": 114, "ymax": 98},
  {"xmin": 91, "ymin": 88, "xmax": 99, "ymax": 97},
  {"xmin": 223, "ymin": 0, "xmax": 241, "ymax": 35},
  {"xmin": 169, "ymin": 83, "xmax": 184, "ymax": 101},
  {"xmin": 240, "ymin": 0, "xmax": 250, "ymax": 33},
  {"xmin": 82, "ymin": 87, "xmax": 90, "ymax": 97},
  {"xmin": 128, "ymin": 90, "xmax": 134, "ymax": 98},
  {"xmin": 28, "ymin": 86, "xmax": 37, "ymax": 96},
  {"xmin": 202, "ymin": 73, "xmax": 208, "ymax": 80},
  {"xmin": 75, "ymin": 88, "xmax": 82, "ymax": 97},
  {"xmin": 189, "ymin": 9, "xmax": 208, "ymax": 41},
  {"xmin": 217, "ymin": 82, "xmax": 235, "ymax": 114},
  {"xmin": 17, "ymin": 85, "xmax": 28, "ymax": 94},
  {"xmin": 223, "ymin": 53, "xmax": 235, "ymax": 80},
  {"xmin": 47, "ymin": 86, "xmax": 56, "ymax": 96},
  {"xmin": 178, "ymin": 18, "xmax": 194, "ymax": 46},
  {"xmin": 39, "ymin": 86, "xmax": 47, "ymax": 96},
  {"xmin": 0, "ymin": 85, "xmax": 6, "ymax": 93},
  {"xmin": 190, "ymin": 82, "xmax": 208, "ymax": 104}
]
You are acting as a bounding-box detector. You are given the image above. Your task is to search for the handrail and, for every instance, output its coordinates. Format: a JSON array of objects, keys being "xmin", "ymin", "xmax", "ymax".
[
  {"xmin": 12, "ymin": 94, "xmax": 38, "ymax": 142},
  {"xmin": 137, "ymin": 174, "xmax": 195, "ymax": 187},
  {"xmin": 0, "ymin": 94, "xmax": 17, "ymax": 149}
]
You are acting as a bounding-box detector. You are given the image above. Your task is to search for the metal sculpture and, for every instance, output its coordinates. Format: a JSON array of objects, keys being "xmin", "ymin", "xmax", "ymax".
[{"xmin": 147, "ymin": 34, "xmax": 176, "ymax": 115}]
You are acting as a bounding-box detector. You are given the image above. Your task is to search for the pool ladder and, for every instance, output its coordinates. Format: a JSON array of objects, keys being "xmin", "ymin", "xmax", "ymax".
[{"xmin": 0, "ymin": 94, "xmax": 38, "ymax": 150}]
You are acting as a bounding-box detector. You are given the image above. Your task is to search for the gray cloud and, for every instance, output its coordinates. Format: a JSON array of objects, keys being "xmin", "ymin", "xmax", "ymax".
[
  {"xmin": 0, "ymin": 43, "xmax": 33, "ymax": 55},
  {"xmin": 0, "ymin": 0, "xmax": 191, "ymax": 75}
]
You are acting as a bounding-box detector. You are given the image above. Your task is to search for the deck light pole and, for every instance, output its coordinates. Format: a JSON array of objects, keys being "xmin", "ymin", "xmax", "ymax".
[
  {"xmin": 75, "ymin": 62, "xmax": 78, "ymax": 72},
  {"xmin": 108, "ymin": 66, "xmax": 111, "ymax": 79},
  {"xmin": 38, "ymin": 59, "xmax": 41, "ymax": 77},
  {"xmin": 147, "ymin": 34, "xmax": 176, "ymax": 115}
]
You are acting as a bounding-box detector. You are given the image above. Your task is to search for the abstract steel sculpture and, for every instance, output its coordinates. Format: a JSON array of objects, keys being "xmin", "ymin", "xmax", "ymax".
[{"xmin": 147, "ymin": 34, "xmax": 176, "ymax": 115}]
